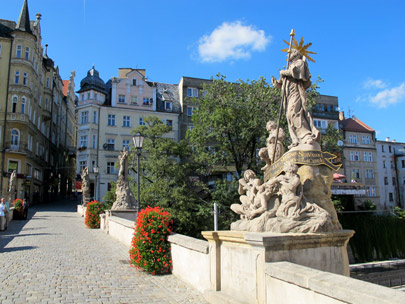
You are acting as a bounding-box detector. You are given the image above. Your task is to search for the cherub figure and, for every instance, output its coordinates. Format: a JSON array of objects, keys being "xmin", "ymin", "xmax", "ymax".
[{"xmin": 258, "ymin": 120, "xmax": 285, "ymax": 170}]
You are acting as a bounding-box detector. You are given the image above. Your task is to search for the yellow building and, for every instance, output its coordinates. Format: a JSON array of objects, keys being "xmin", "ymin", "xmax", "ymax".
[{"xmin": 0, "ymin": 0, "xmax": 76, "ymax": 203}]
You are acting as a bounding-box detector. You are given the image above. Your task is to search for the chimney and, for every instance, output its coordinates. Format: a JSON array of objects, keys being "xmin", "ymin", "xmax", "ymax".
[
  {"xmin": 386, "ymin": 137, "xmax": 390, "ymax": 142},
  {"xmin": 339, "ymin": 111, "xmax": 345, "ymax": 121}
]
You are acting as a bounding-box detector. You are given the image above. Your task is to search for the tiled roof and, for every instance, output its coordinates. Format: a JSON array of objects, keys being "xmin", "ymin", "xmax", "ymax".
[
  {"xmin": 341, "ymin": 117, "xmax": 374, "ymax": 133},
  {"xmin": 62, "ymin": 80, "xmax": 70, "ymax": 96}
]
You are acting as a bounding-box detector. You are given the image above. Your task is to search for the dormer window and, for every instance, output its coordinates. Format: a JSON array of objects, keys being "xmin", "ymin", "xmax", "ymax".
[
  {"xmin": 132, "ymin": 79, "xmax": 137, "ymax": 86},
  {"xmin": 165, "ymin": 101, "xmax": 173, "ymax": 111}
]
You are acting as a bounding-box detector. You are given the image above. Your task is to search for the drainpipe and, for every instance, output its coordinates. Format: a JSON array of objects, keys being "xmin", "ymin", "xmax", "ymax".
[{"xmin": 1, "ymin": 38, "xmax": 14, "ymax": 195}]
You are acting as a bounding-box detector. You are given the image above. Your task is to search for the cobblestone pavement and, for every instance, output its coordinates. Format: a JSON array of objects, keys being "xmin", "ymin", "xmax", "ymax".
[{"xmin": 0, "ymin": 199, "xmax": 208, "ymax": 304}]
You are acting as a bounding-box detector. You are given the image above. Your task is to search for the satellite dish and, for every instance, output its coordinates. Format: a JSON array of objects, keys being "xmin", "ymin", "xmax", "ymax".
[{"xmin": 337, "ymin": 140, "xmax": 344, "ymax": 147}]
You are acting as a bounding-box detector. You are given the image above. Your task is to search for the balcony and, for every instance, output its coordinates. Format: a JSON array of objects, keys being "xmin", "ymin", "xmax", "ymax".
[
  {"xmin": 4, "ymin": 141, "xmax": 30, "ymax": 155},
  {"xmin": 331, "ymin": 182, "xmax": 366, "ymax": 195}
]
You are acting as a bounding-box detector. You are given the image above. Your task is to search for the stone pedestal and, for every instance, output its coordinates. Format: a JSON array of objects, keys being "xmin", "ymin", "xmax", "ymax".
[
  {"xmin": 202, "ymin": 230, "xmax": 354, "ymax": 304},
  {"xmin": 106, "ymin": 209, "xmax": 138, "ymax": 222}
]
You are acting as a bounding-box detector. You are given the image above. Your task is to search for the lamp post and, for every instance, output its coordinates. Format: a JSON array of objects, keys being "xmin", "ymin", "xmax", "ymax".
[
  {"xmin": 93, "ymin": 166, "xmax": 99, "ymax": 201},
  {"xmin": 132, "ymin": 132, "xmax": 144, "ymax": 212}
]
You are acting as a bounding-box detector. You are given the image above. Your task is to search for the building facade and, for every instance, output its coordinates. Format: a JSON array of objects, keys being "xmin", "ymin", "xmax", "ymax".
[
  {"xmin": 0, "ymin": 0, "xmax": 76, "ymax": 203},
  {"xmin": 376, "ymin": 139, "xmax": 405, "ymax": 209},
  {"xmin": 76, "ymin": 67, "xmax": 180, "ymax": 201},
  {"xmin": 340, "ymin": 113, "xmax": 379, "ymax": 209}
]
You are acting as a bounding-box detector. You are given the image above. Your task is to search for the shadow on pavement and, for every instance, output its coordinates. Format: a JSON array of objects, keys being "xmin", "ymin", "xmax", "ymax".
[{"xmin": 0, "ymin": 245, "xmax": 38, "ymax": 253}]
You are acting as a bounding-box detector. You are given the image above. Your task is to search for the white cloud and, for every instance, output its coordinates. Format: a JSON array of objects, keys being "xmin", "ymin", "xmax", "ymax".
[
  {"xmin": 363, "ymin": 79, "xmax": 387, "ymax": 89},
  {"xmin": 198, "ymin": 21, "xmax": 270, "ymax": 63},
  {"xmin": 370, "ymin": 82, "xmax": 405, "ymax": 108}
]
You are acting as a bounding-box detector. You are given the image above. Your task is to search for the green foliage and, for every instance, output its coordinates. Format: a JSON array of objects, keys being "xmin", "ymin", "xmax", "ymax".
[
  {"xmin": 188, "ymin": 74, "xmax": 283, "ymax": 176},
  {"xmin": 132, "ymin": 116, "xmax": 211, "ymax": 237},
  {"xmin": 102, "ymin": 181, "xmax": 116, "ymax": 207},
  {"xmin": 358, "ymin": 199, "xmax": 376, "ymax": 211},
  {"xmin": 129, "ymin": 206, "xmax": 173, "ymax": 275},
  {"xmin": 394, "ymin": 207, "xmax": 405, "ymax": 219},
  {"xmin": 321, "ymin": 123, "xmax": 343, "ymax": 155},
  {"xmin": 332, "ymin": 198, "xmax": 344, "ymax": 213},
  {"xmin": 85, "ymin": 200, "xmax": 104, "ymax": 229},
  {"xmin": 340, "ymin": 213, "xmax": 405, "ymax": 262}
]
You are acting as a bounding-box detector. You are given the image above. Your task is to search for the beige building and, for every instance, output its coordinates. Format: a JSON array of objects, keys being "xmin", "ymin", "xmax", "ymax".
[
  {"xmin": 0, "ymin": 0, "xmax": 76, "ymax": 203},
  {"xmin": 76, "ymin": 67, "xmax": 179, "ymax": 201},
  {"xmin": 340, "ymin": 113, "xmax": 379, "ymax": 209}
]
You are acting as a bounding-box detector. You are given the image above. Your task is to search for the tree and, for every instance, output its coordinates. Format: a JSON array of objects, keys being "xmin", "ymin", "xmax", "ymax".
[
  {"xmin": 188, "ymin": 74, "xmax": 283, "ymax": 177},
  {"xmin": 132, "ymin": 116, "xmax": 211, "ymax": 237}
]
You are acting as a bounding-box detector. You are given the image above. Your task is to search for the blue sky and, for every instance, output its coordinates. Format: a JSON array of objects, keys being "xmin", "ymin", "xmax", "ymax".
[{"xmin": 2, "ymin": 0, "xmax": 405, "ymax": 142}]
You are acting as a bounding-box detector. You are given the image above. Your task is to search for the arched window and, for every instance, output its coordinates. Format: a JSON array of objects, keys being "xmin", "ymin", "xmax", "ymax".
[
  {"xmin": 21, "ymin": 97, "xmax": 26, "ymax": 114},
  {"xmin": 12, "ymin": 96, "xmax": 18, "ymax": 113},
  {"xmin": 11, "ymin": 129, "xmax": 20, "ymax": 148}
]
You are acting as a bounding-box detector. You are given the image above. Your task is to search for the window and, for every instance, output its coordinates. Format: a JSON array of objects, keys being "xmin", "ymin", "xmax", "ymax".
[
  {"xmin": 123, "ymin": 116, "xmax": 131, "ymax": 127},
  {"xmin": 165, "ymin": 101, "xmax": 173, "ymax": 111},
  {"xmin": 391, "ymin": 161, "xmax": 394, "ymax": 168},
  {"xmin": 366, "ymin": 186, "xmax": 376, "ymax": 197},
  {"xmin": 45, "ymin": 98, "xmax": 49, "ymax": 111},
  {"xmin": 46, "ymin": 77, "xmax": 50, "ymax": 88},
  {"xmin": 94, "ymin": 93, "xmax": 98, "ymax": 101},
  {"xmin": 122, "ymin": 140, "xmax": 130, "ymax": 149},
  {"xmin": 393, "ymin": 177, "xmax": 396, "ymax": 185},
  {"xmin": 87, "ymin": 92, "xmax": 90, "ymax": 100},
  {"xmin": 118, "ymin": 95, "xmax": 126, "ymax": 103},
  {"xmin": 363, "ymin": 152, "xmax": 373, "ymax": 162},
  {"xmin": 383, "ymin": 160, "xmax": 386, "ymax": 168},
  {"xmin": 187, "ymin": 87, "xmax": 199, "ymax": 97},
  {"xmin": 131, "ymin": 96, "xmax": 138, "ymax": 104},
  {"xmin": 15, "ymin": 71, "xmax": 20, "ymax": 84},
  {"xmin": 92, "ymin": 135, "xmax": 97, "ymax": 149},
  {"xmin": 107, "ymin": 162, "xmax": 115, "ymax": 174},
  {"xmin": 23, "ymin": 72, "xmax": 28, "ymax": 86},
  {"xmin": 402, "ymin": 160, "xmax": 405, "ymax": 168},
  {"xmin": 81, "ymin": 111, "xmax": 89, "ymax": 124},
  {"xmin": 16, "ymin": 45, "xmax": 22, "ymax": 58},
  {"xmin": 107, "ymin": 114, "xmax": 115, "ymax": 126},
  {"xmin": 187, "ymin": 106, "xmax": 195, "ymax": 117},
  {"xmin": 384, "ymin": 176, "xmax": 388, "ymax": 185},
  {"xmin": 365, "ymin": 169, "xmax": 374, "ymax": 179},
  {"xmin": 314, "ymin": 119, "xmax": 327, "ymax": 129},
  {"xmin": 132, "ymin": 79, "xmax": 137, "ymax": 86},
  {"xmin": 38, "ymin": 96, "xmax": 42, "ymax": 108},
  {"xmin": 8, "ymin": 160, "xmax": 19, "ymax": 173},
  {"xmin": 389, "ymin": 193, "xmax": 394, "ymax": 202},
  {"xmin": 139, "ymin": 117, "xmax": 145, "ymax": 125},
  {"xmin": 139, "ymin": 87, "xmax": 143, "ymax": 94},
  {"xmin": 107, "ymin": 139, "xmax": 115, "ymax": 150},
  {"xmin": 362, "ymin": 135, "xmax": 370, "ymax": 144},
  {"xmin": 79, "ymin": 160, "xmax": 87, "ymax": 172},
  {"xmin": 350, "ymin": 151, "xmax": 360, "ymax": 161},
  {"xmin": 37, "ymin": 116, "xmax": 41, "ymax": 130},
  {"xmin": 0, "ymin": 43, "xmax": 2, "ymax": 56},
  {"xmin": 27, "ymin": 134, "xmax": 32, "ymax": 151},
  {"xmin": 351, "ymin": 169, "xmax": 361, "ymax": 179},
  {"xmin": 403, "ymin": 177, "xmax": 405, "ymax": 185},
  {"xmin": 381, "ymin": 145, "xmax": 385, "ymax": 152},
  {"xmin": 93, "ymin": 111, "xmax": 97, "ymax": 123},
  {"xmin": 25, "ymin": 47, "xmax": 30, "ymax": 60},
  {"xmin": 79, "ymin": 135, "xmax": 88, "ymax": 148},
  {"xmin": 349, "ymin": 135, "xmax": 358, "ymax": 144},
  {"xmin": 389, "ymin": 145, "xmax": 392, "ymax": 153},
  {"xmin": 33, "ymin": 110, "xmax": 36, "ymax": 125},
  {"xmin": 166, "ymin": 120, "xmax": 173, "ymax": 128},
  {"xmin": 143, "ymin": 98, "xmax": 152, "ymax": 105},
  {"xmin": 11, "ymin": 129, "xmax": 20, "ymax": 149},
  {"xmin": 12, "ymin": 96, "xmax": 17, "ymax": 113},
  {"xmin": 26, "ymin": 163, "xmax": 32, "ymax": 176}
]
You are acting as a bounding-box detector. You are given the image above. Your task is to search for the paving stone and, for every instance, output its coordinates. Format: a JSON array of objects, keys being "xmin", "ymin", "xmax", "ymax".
[{"xmin": 0, "ymin": 199, "xmax": 207, "ymax": 303}]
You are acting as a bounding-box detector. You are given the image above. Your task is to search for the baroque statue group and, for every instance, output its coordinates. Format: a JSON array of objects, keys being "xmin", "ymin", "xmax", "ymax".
[{"xmin": 231, "ymin": 31, "xmax": 342, "ymax": 233}]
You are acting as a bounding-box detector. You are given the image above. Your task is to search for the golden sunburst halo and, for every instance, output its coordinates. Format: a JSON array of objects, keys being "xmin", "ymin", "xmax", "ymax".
[{"xmin": 281, "ymin": 36, "xmax": 317, "ymax": 63}]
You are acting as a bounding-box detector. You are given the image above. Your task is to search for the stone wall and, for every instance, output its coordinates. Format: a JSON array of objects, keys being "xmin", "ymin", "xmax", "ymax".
[
  {"xmin": 168, "ymin": 232, "xmax": 405, "ymax": 304},
  {"xmin": 100, "ymin": 214, "xmax": 134, "ymax": 247},
  {"xmin": 168, "ymin": 234, "xmax": 211, "ymax": 293},
  {"xmin": 266, "ymin": 262, "xmax": 405, "ymax": 304}
]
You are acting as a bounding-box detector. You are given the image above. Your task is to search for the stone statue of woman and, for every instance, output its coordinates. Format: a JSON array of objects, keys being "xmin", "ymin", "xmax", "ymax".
[
  {"xmin": 259, "ymin": 120, "xmax": 285, "ymax": 170},
  {"xmin": 272, "ymin": 49, "xmax": 320, "ymax": 150},
  {"xmin": 118, "ymin": 148, "xmax": 129, "ymax": 182}
]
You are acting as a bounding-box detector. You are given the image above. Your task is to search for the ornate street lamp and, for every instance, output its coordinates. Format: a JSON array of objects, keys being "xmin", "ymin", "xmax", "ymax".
[
  {"xmin": 132, "ymin": 132, "xmax": 144, "ymax": 212},
  {"xmin": 93, "ymin": 166, "xmax": 99, "ymax": 201}
]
